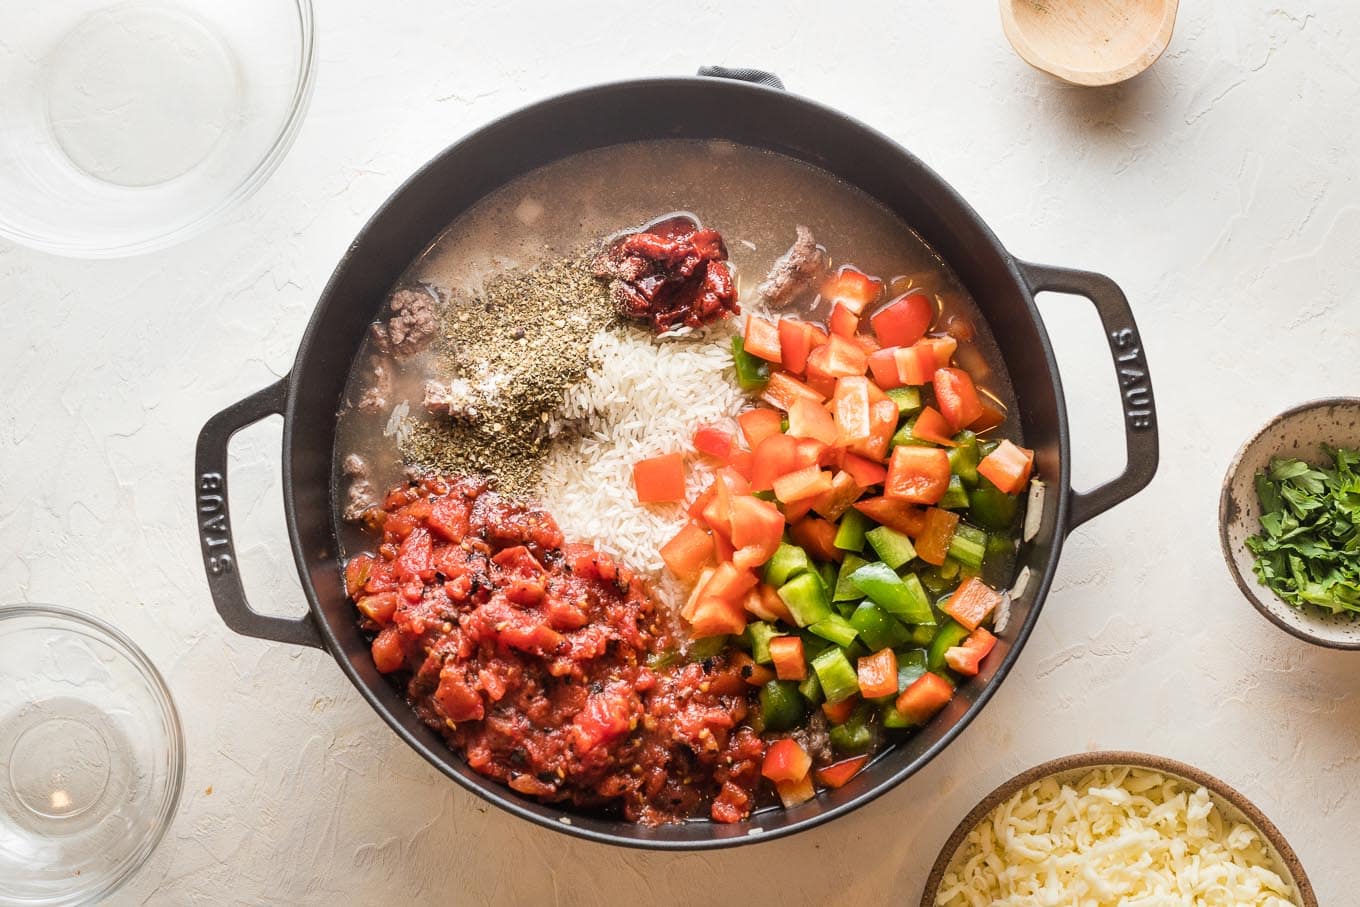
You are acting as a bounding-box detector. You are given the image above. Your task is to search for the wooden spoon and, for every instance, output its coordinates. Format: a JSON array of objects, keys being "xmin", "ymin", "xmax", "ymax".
[{"xmin": 1000, "ymin": 0, "xmax": 1179, "ymax": 87}]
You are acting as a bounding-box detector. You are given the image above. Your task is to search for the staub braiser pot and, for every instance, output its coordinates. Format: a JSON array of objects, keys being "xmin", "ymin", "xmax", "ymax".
[{"xmin": 195, "ymin": 70, "xmax": 1158, "ymax": 849}]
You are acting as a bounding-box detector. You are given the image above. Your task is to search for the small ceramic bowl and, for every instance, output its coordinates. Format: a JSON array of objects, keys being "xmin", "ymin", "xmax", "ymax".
[
  {"xmin": 1219, "ymin": 397, "xmax": 1360, "ymax": 649},
  {"xmin": 922, "ymin": 751, "xmax": 1316, "ymax": 906}
]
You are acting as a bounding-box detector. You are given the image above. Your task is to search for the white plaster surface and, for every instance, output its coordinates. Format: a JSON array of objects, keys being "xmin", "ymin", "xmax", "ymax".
[{"xmin": 2, "ymin": 1, "xmax": 1358, "ymax": 903}]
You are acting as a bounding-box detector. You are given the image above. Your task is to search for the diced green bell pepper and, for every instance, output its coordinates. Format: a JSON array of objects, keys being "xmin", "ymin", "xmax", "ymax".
[
  {"xmin": 760, "ymin": 680, "xmax": 805, "ymax": 732},
  {"xmin": 752, "ymin": 489, "xmax": 777, "ymax": 503},
  {"xmin": 765, "ymin": 541, "xmax": 812, "ymax": 588},
  {"xmin": 948, "ymin": 431, "xmax": 981, "ymax": 486},
  {"xmin": 969, "ymin": 478, "xmax": 1020, "ymax": 530},
  {"xmin": 897, "ymin": 648, "xmax": 928, "ymax": 690},
  {"xmin": 828, "ymin": 703, "xmax": 877, "ymax": 754},
  {"xmin": 777, "ymin": 571, "xmax": 832, "ymax": 628},
  {"xmin": 886, "ymin": 386, "xmax": 923, "ymax": 416},
  {"xmin": 745, "ymin": 621, "xmax": 781, "ymax": 664},
  {"xmin": 865, "ymin": 525, "xmax": 917, "ymax": 570},
  {"xmin": 816, "ymin": 561, "xmax": 838, "ymax": 595},
  {"xmin": 731, "ymin": 336, "xmax": 770, "ymax": 392},
  {"xmin": 908, "ymin": 623, "xmax": 938, "ymax": 646},
  {"xmin": 798, "ymin": 671, "xmax": 824, "ymax": 705},
  {"xmin": 948, "ymin": 523, "xmax": 988, "ymax": 569},
  {"xmin": 849, "ymin": 601, "xmax": 912, "ymax": 651},
  {"xmin": 927, "ymin": 619, "xmax": 971, "ymax": 673},
  {"xmin": 939, "ymin": 475, "xmax": 970, "ymax": 511},
  {"xmin": 851, "ymin": 562, "xmax": 934, "ymax": 624},
  {"xmin": 986, "ymin": 533, "xmax": 1017, "ymax": 562},
  {"xmin": 811, "ymin": 647, "xmax": 860, "ymax": 703},
  {"xmin": 688, "ymin": 635, "xmax": 729, "ymax": 662},
  {"xmin": 978, "ymin": 439, "xmax": 1000, "ymax": 457},
  {"xmin": 834, "ymin": 508, "xmax": 872, "ymax": 552},
  {"xmin": 833, "ymin": 553, "xmax": 869, "ymax": 602},
  {"xmin": 809, "ymin": 612, "xmax": 860, "ymax": 648}
]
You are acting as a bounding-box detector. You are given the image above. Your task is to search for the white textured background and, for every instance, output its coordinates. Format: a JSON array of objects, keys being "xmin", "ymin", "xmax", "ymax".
[{"xmin": 2, "ymin": 1, "xmax": 1359, "ymax": 903}]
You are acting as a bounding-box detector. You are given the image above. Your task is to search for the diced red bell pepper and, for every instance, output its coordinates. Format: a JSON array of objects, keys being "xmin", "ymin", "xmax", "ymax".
[
  {"xmin": 970, "ymin": 402, "xmax": 1006, "ymax": 434},
  {"xmin": 726, "ymin": 448, "xmax": 754, "ymax": 481},
  {"xmin": 804, "ymin": 372, "xmax": 837, "ymax": 399},
  {"xmin": 749, "ymin": 434, "xmax": 801, "ymax": 492},
  {"xmin": 934, "ymin": 368, "xmax": 985, "ymax": 433},
  {"xmin": 828, "ymin": 302, "xmax": 859, "ymax": 338},
  {"xmin": 911, "ymin": 406, "xmax": 958, "ymax": 447},
  {"xmin": 743, "ymin": 315, "xmax": 783, "ymax": 363},
  {"xmin": 633, "ymin": 452, "xmax": 686, "ymax": 503},
  {"xmin": 659, "ymin": 520, "xmax": 715, "ymax": 582},
  {"xmin": 944, "ymin": 577, "xmax": 1003, "ymax": 631},
  {"xmin": 729, "ymin": 495, "xmax": 786, "ymax": 570},
  {"xmin": 852, "ymin": 333, "xmax": 882, "ymax": 355},
  {"xmin": 842, "ymin": 452, "xmax": 888, "ymax": 488},
  {"xmin": 712, "ymin": 529, "xmax": 735, "ymax": 563},
  {"xmin": 688, "ymin": 482, "xmax": 717, "ymax": 520},
  {"xmin": 775, "ymin": 771, "xmax": 816, "ymax": 808},
  {"xmin": 731, "ymin": 649, "xmax": 776, "ymax": 686},
  {"xmin": 870, "ymin": 292, "xmax": 933, "ymax": 348},
  {"xmin": 701, "ymin": 474, "xmax": 734, "ymax": 538},
  {"xmin": 867, "ymin": 347, "xmax": 904, "ymax": 390},
  {"xmin": 773, "ymin": 465, "xmax": 834, "ymax": 504},
  {"xmin": 693, "ymin": 424, "xmax": 736, "ymax": 460},
  {"xmin": 762, "ymin": 738, "xmax": 813, "ymax": 784},
  {"xmin": 821, "ymin": 266, "xmax": 882, "ymax": 315},
  {"xmin": 944, "ymin": 626, "xmax": 998, "ymax": 676},
  {"xmin": 821, "ymin": 697, "xmax": 857, "ymax": 725},
  {"xmin": 853, "ymin": 496, "xmax": 927, "ymax": 537},
  {"xmin": 977, "ymin": 440, "xmax": 1035, "ymax": 495},
  {"xmin": 856, "ymin": 648, "xmax": 898, "ymax": 699},
  {"xmin": 787, "ymin": 397, "xmax": 839, "ymax": 446},
  {"xmin": 914, "ymin": 507, "xmax": 959, "ymax": 565},
  {"xmin": 894, "ymin": 344, "xmax": 937, "ymax": 386},
  {"xmin": 737, "ymin": 408, "xmax": 781, "ymax": 450},
  {"xmin": 761, "ymin": 371, "xmax": 825, "ymax": 410},
  {"xmin": 769, "ymin": 636, "xmax": 807, "ymax": 681},
  {"xmin": 817, "ymin": 444, "xmax": 847, "ymax": 471},
  {"xmin": 777, "ymin": 318, "xmax": 826, "ymax": 375},
  {"xmin": 832, "ymin": 376, "xmax": 873, "ymax": 446},
  {"xmin": 789, "ymin": 516, "xmax": 843, "ymax": 563},
  {"xmin": 815, "ymin": 755, "xmax": 868, "ymax": 789},
  {"xmin": 807, "ymin": 334, "xmax": 869, "ymax": 379},
  {"xmin": 781, "ymin": 497, "xmax": 815, "ymax": 524},
  {"xmin": 895, "ymin": 672, "xmax": 954, "ymax": 725},
  {"xmin": 793, "ymin": 438, "xmax": 829, "ymax": 470},
  {"xmin": 810, "ymin": 470, "xmax": 861, "ymax": 521},
  {"xmin": 884, "ymin": 446, "xmax": 951, "ymax": 504},
  {"xmin": 688, "ymin": 595, "xmax": 748, "ymax": 637},
  {"xmin": 847, "ymin": 399, "xmax": 898, "ymax": 462},
  {"xmin": 921, "ymin": 335, "xmax": 958, "ymax": 367},
  {"xmin": 745, "ymin": 583, "xmax": 795, "ymax": 624}
]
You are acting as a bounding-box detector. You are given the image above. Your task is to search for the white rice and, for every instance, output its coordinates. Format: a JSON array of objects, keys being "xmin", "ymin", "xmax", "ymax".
[{"xmin": 536, "ymin": 325, "xmax": 746, "ymax": 603}]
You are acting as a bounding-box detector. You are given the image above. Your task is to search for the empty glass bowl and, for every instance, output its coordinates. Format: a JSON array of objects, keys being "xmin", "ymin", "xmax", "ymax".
[
  {"xmin": 0, "ymin": 605, "xmax": 184, "ymax": 905},
  {"xmin": 0, "ymin": 0, "xmax": 316, "ymax": 257}
]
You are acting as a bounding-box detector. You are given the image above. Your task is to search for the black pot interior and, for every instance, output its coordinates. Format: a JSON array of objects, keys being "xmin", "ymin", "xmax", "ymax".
[{"xmin": 282, "ymin": 78, "xmax": 1069, "ymax": 847}]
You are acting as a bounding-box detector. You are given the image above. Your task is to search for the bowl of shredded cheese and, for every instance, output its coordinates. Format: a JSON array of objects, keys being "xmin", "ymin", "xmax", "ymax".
[{"xmin": 924, "ymin": 751, "xmax": 1315, "ymax": 907}]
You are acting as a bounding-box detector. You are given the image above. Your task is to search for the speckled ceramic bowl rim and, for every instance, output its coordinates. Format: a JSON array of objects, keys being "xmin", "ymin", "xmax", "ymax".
[
  {"xmin": 1218, "ymin": 396, "xmax": 1360, "ymax": 650},
  {"xmin": 920, "ymin": 750, "xmax": 1317, "ymax": 907}
]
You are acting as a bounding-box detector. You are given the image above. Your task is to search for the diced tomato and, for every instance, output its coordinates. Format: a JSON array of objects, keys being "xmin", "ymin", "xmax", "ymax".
[
  {"xmin": 633, "ymin": 452, "xmax": 686, "ymax": 503},
  {"xmin": 870, "ymin": 292, "xmax": 933, "ymax": 348},
  {"xmin": 884, "ymin": 446, "xmax": 951, "ymax": 504},
  {"xmin": 789, "ymin": 516, "xmax": 843, "ymax": 563},
  {"xmin": 857, "ymin": 648, "xmax": 898, "ymax": 699},
  {"xmin": 977, "ymin": 440, "xmax": 1035, "ymax": 495},
  {"xmin": 371, "ymin": 627, "xmax": 405, "ymax": 673},
  {"xmin": 426, "ymin": 497, "xmax": 470, "ymax": 542},
  {"xmin": 821, "ymin": 266, "xmax": 882, "ymax": 315},
  {"xmin": 944, "ymin": 626, "xmax": 998, "ymax": 676},
  {"xmin": 749, "ymin": 434, "xmax": 800, "ymax": 492},
  {"xmin": 396, "ymin": 528, "xmax": 435, "ymax": 583},
  {"xmin": 821, "ymin": 697, "xmax": 857, "ymax": 725},
  {"xmin": 815, "ymin": 755, "xmax": 868, "ymax": 789},
  {"xmin": 787, "ymin": 398, "xmax": 839, "ymax": 446},
  {"xmin": 761, "ymin": 371, "xmax": 825, "ymax": 410},
  {"xmin": 842, "ymin": 452, "xmax": 888, "ymax": 488},
  {"xmin": 344, "ymin": 555, "xmax": 375, "ymax": 598},
  {"xmin": 810, "ymin": 470, "xmax": 861, "ymax": 521},
  {"xmin": 944, "ymin": 577, "xmax": 1003, "ymax": 631},
  {"xmin": 775, "ymin": 771, "xmax": 816, "ymax": 808},
  {"xmin": 688, "ymin": 595, "xmax": 748, "ymax": 637},
  {"xmin": 809, "ymin": 334, "xmax": 869, "ymax": 378},
  {"xmin": 911, "ymin": 406, "xmax": 958, "ymax": 447},
  {"xmin": 743, "ymin": 315, "xmax": 783, "ymax": 363},
  {"xmin": 778, "ymin": 318, "xmax": 826, "ymax": 375},
  {"xmin": 934, "ymin": 368, "xmax": 984, "ymax": 433},
  {"xmin": 970, "ymin": 402, "xmax": 1007, "ymax": 434},
  {"xmin": 773, "ymin": 465, "xmax": 834, "ymax": 503},
  {"xmin": 356, "ymin": 592, "xmax": 399, "ymax": 625},
  {"xmin": 867, "ymin": 347, "xmax": 904, "ymax": 390},
  {"xmin": 914, "ymin": 507, "xmax": 959, "ymax": 565},
  {"xmin": 894, "ymin": 344, "xmax": 937, "ymax": 386},
  {"xmin": 738, "ymin": 408, "xmax": 783, "ymax": 449},
  {"xmin": 828, "ymin": 302, "xmax": 859, "ymax": 338},
  {"xmin": 769, "ymin": 636, "xmax": 807, "ymax": 681},
  {"xmin": 729, "ymin": 495, "xmax": 785, "ymax": 570},
  {"xmin": 659, "ymin": 521, "xmax": 715, "ymax": 582},
  {"xmin": 847, "ymin": 399, "xmax": 898, "ymax": 462},
  {"xmin": 731, "ymin": 649, "xmax": 776, "ymax": 686},
  {"xmin": 745, "ymin": 583, "xmax": 794, "ymax": 624},
  {"xmin": 895, "ymin": 672, "xmax": 954, "ymax": 725},
  {"xmin": 762, "ymin": 738, "xmax": 813, "ymax": 784},
  {"xmin": 832, "ymin": 377, "xmax": 873, "ymax": 446},
  {"xmin": 853, "ymin": 496, "xmax": 927, "ymax": 536},
  {"xmin": 693, "ymin": 424, "xmax": 735, "ymax": 460}
]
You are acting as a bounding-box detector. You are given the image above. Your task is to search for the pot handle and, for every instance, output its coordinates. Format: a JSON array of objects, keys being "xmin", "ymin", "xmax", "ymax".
[
  {"xmin": 1019, "ymin": 261, "xmax": 1159, "ymax": 529},
  {"xmin": 195, "ymin": 377, "xmax": 324, "ymax": 649},
  {"xmin": 696, "ymin": 66, "xmax": 786, "ymax": 91}
]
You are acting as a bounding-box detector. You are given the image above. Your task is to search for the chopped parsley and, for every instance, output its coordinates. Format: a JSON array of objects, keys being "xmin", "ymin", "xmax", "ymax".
[{"xmin": 1246, "ymin": 446, "xmax": 1360, "ymax": 614}]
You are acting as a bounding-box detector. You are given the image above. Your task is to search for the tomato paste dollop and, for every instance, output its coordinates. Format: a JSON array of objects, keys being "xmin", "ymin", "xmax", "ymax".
[
  {"xmin": 592, "ymin": 215, "xmax": 739, "ymax": 332},
  {"xmin": 343, "ymin": 475, "xmax": 764, "ymax": 824}
]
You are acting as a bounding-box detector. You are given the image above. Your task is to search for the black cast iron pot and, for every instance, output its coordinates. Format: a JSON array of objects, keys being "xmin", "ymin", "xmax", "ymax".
[{"xmin": 195, "ymin": 70, "xmax": 1158, "ymax": 849}]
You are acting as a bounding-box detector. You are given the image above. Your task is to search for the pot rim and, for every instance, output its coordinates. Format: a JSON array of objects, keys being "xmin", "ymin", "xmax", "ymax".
[{"xmin": 277, "ymin": 74, "xmax": 1074, "ymax": 848}]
